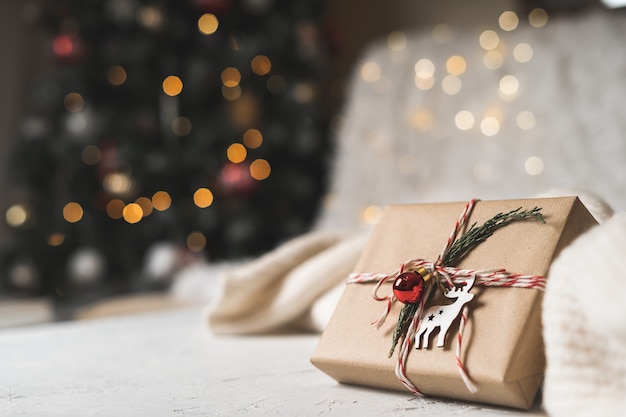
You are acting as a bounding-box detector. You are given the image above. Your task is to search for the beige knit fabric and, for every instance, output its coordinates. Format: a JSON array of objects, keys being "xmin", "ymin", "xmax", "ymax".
[{"xmin": 543, "ymin": 211, "xmax": 626, "ymax": 416}]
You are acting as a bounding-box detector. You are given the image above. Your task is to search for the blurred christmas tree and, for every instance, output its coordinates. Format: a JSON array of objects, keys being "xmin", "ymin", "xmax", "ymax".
[{"xmin": 1, "ymin": 0, "xmax": 334, "ymax": 314}]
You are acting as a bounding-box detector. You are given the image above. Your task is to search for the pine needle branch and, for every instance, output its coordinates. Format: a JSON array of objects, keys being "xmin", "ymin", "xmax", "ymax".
[{"xmin": 387, "ymin": 206, "xmax": 544, "ymax": 357}]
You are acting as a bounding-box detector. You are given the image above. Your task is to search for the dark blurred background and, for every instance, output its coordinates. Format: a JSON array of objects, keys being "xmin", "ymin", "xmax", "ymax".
[{"xmin": 0, "ymin": 0, "xmax": 599, "ymax": 320}]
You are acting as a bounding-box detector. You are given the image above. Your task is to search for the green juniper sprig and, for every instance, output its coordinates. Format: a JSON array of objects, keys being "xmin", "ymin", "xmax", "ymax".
[{"xmin": 388, "ymin": 206, "xmax": 544, "ymax": 357}]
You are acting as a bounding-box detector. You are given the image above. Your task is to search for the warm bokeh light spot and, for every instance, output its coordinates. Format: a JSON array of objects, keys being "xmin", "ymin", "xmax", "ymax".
[
  {"xmin": 529, "ymin": 8, "xmax": 549, "ymax": 28},
  {"xmin": 514, "ymin": 43, "xmax": 533, "ymax": 63},
  {"xmin": 361, "ymin": 205, "xmax": 383, "ymax": 225},
  {"xmin": 81, "ymin": 145, "xmax": 101, "ymax": 165},
  {"xmin": 479, "ymin": 30, "xmax": 499, "ymax": 50},
  {"xmin": 198, "ymin": 13, "xmax": 219, "ymax": 35},
  {"xmin": 360, "ymin": 61, "xmax": 381, "ymax": 82},
  {"xmin": 455, "ymin": 110, "xmax": 475, "ymax": 131},
  {"xmin": 107, "ymin": 65, "xmax": 127, "ymax": 86},
  {"xmin": 162, "ymin": 75, "xmax": 183, "ymax": 96},
  {"xmin": 6, "ymin": 204, "xmax": 28, "ymax": 227},
  {"xmin": 243, "ymin": 129, "xmax": 263, "ymax": 149},
  {"xmin": 222, "ymin": 85, "xmax": 242, "ymax": 101},
  {"xmin": 251, "ymin": 55, "xmax": 271, "ymax": 75},
  {"xmin": 250, "ymin": 159, "xmax": 271, "ymax": 180},
  {"xmin": 152, "ymin": 191, "xmax": 172, "ymax": 211},
  {"xmin": 441, "ymin": 75, "xmax": 462, "ymax": 95},
  {"xmin": 517, "ymin": 111, "xmax": 536, "ymax": 130},
  {"xmin": 123, "ymin": 203, "xmax": 143, "ymax": 224},
  {"xmin": 47, "ymin": 233, "xmax": 65, "ymax": 246},
  {"xmin": 499, "ymin": 11, "xmax": 519, "ymax": 31},
  {"xmin": 135, "ymin": 197, "xmax": 153, "ymax": 217},
  {"xmin": 227, "ymin": 143, "xmax": 247, "ymax": 163},
  {"xmin": 172, "ymin": 116, "xmax": 192, "ymax": 136},
  {"xmin": 446, "ymin": 55, "xmax": 467, "ymax": 75},
  {"xmin": 103, "ymin": 172, "xmax": 133, "ymax": 196},
  {"xmin": 64, "ymin": 92, "xmax": 84, "ymax": 113},
  {"xmin": 63, "ymin": 202, "xmax": 83, "ymax": 223},
  {"xmin": 480, "ymin": 117, "xmax": 500, "ymax": 137},
  {"xmin": 106, "ymin": 199, "xmax": 125, "ymax": 219},
  {"xmin": 525, "ymin": 156, "xmax": 544, "ymax": 175},
  {"xmin": 221, "ymin": 67, "xmax": 241, "ymax": 87},
  {"xmin": 387, "ymin": 31, "xmax": 407, "ymax": 51},
  {"xmin": 484, "ymin": 50, "xmax": 504, "ymax": 70},
  {"xmin": 187, "ymin": 231, "xmax": 206, "ymax": 253},
  {"xmin": 193, "ymin": 188, "xmax": 214, "ymax": 208},
  {"xmin": 499, "ymin": 75, "xmax": 520, "ymax": 96}
]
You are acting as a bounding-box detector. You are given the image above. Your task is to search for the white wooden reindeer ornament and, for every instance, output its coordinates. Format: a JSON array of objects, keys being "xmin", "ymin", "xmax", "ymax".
[{"xmin": 416, "ymin": 275, "xmax": 476, "ymax": 349}]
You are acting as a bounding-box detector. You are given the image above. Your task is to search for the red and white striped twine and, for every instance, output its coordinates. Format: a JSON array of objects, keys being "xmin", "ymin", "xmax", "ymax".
[{"xmin": 346, "ymin": 199, "xmax": 546, "ymax": 396}]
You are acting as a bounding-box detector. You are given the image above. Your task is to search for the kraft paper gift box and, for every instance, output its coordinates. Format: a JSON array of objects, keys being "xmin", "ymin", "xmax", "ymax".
[{"xmin": 311, "ymin": 197, "xmax": 597, "ymax": 409}]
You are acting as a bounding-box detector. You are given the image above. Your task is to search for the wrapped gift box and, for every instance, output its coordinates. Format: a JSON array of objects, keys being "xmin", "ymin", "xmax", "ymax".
[{"xmin": 311, "ymin": 197, "xmax": 597, "ymax": 409}]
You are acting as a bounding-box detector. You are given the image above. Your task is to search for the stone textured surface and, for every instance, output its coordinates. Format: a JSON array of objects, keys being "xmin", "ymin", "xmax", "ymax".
[{"xmin": 0, "ymin": 306, "xmax": 546, "ymax": 416}]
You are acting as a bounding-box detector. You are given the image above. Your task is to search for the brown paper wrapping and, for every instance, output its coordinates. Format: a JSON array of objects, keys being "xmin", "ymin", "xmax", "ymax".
[{"xmin": 311, "ymin": 197, "xmax": 597, "ymax": 409}]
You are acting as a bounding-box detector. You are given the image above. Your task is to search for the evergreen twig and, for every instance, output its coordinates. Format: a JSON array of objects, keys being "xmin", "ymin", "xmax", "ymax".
[{"xmin": 388, "ymin": 206, "xmax": 544, "ymax": 357}]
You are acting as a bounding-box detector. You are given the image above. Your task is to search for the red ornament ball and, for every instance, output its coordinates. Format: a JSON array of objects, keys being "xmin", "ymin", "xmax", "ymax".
[{"xmin": 392, "ymin": 271, "xmax": 426, "ymax": 304}]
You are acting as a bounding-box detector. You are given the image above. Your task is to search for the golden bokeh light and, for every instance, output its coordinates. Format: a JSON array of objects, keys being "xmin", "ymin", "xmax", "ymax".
[
  {"xmin": 513, "ymin": 43, "xmax": 533, "ymax": 63},
  {"xmin": 446, "ymin": 55, "xmax": 466, "ymax": 75},
  {"xmin": 483, "ymin": 50, "xmax": 504, "ymax": 70},
  {"xmin": 360, "ymin": 61, "xmax": 381, "ymax": 82},
  {"xmin": 106, "ymin": 199, "xmax": 125, "ymax": 219},
  {"xmin": 63, "ymin": 202, "xmax": 84, "ymax": 223},
  {"xmin": 414, "ymin": 59, "xmax": 435, "ymax": 79},
  {"xmin": 499, "ymin": 11, "xmax": 519, "ymax": 31},
  {"xmin": 152, "ymin": 191, "xmax": 172, "ymax": 211},
  {"xmin": 455, "ymin": 110, "xmax": 475, "ymax": 131},
  {"xmin": 480, "ymin": 117, "xmax": 500, "ymax": 137},
  {"xmin": 250, "ymin": 159, "xmax": 271, "ymax": 180},
  {"xmin": 47, "ymin": 233, "xmax": 65, "ymax": 247},
  {"xmin": 103, "ymin": 172, "xmax": 133, "ymax": 196},
  {"xmin": 6, "ymin": 204, "xmax": 28, "ymax": 227},
  {"xmin": 221, "ymin": 67, "xmax": 241, "ymax": 87},
  {"xmin": 107, "ymin": 65, "xmax": 127, "ymax": 86},
  {"xmin": 135, "ymin": 197, "xmax": 153, "ymax": 217},
  {"xmin": 441, "ymin": 75, "xmax": 462, "ymax": 95},
  {"xmin": 222, "ymin": 85, "xmax": 242, "ymax": 101},
  {"xmin": 137, "ymin": 5, "xmax": 164, "ymax": 29},
  {"xmin": 499, "ymin": 75, "xmax": 519, "ymax": 96},
  {"xmin": 251, "ymin": 55, "xmax": 271, "ymax": 75},
  {"xmin": 162, "ymin": 75, "xmax": 183, "ymax": 96},
  {"xmin": 64, "ymin": 93, "xmax": 84, "ymax": 113},
  {"xmin": 479, "ymin": 30, "xmax": 499, "ymax": 50},
  {"xmin": 292, "ymin": 82, "xmax": 314, "ymax": 104},
  {"xmin": 517, "ymin": 111, "xmax": 536, "ymax": 130},
  {"xmin": 243, "ymin": 129, "xmax": 263, "ymax": 149},
  {"xmin": 193, "ymin": 188, "xmax": 214, "ymax": 208},
  {"xmin": 227, "ymin": 143, "xmax": 247, "ymax": 163},
  {"xmin": 172, "ymin": 116, "xmax": 192, "ymax": 136},
  {"xmin": 123, "ymin": 203, "xmax": 143, "ymax": 224},
  {"xmin": 387, "ymin": 31, "xmax": 407, "ymax": 51},
  {"xmin": 361, "ymin": 205, "xmax": 383, "ymax": 225},
  {"xmin": 408, "ymin": 109, "xmax": 434, "ymax": 132},
  {"xmin": 81, "ymin": 145, "xmax": 101, "ymax": 165},
  {"xmin": 198, "ymin": 13, "xmax": 219, "ymax": 35},
  {"xmin": 529, "ymin": 8, "xmax": 549, "ymax": 28},
  {"xmin": 187, "ymin": 231, "xmax": 207, "ymax": 253},
  {"xmin": 414, "ymin": 75, "xmax": 435, "ymax": 91},
  {"xmin": 525, "ymin": 156, "xmax": 544, "ymax": 175}
]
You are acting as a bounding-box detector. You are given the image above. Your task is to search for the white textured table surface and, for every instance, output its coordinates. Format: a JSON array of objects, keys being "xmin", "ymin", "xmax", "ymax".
[{"xmin": 0, "ymin": 305, "xmax": 546, "ymax": 416}]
